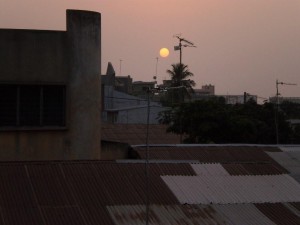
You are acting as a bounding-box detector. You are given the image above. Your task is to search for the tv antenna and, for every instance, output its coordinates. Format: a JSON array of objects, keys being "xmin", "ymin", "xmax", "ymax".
[
  {"xmin": 173, "ymin": 34, "xmax": 196, "ymax": 64},
  {"xmin": 276, "ymin": 79, "xmax": 297, "ymax": 100},
  {"xmin": 275, "ymin": 79, "xmax": 297, "ymax": 144}
]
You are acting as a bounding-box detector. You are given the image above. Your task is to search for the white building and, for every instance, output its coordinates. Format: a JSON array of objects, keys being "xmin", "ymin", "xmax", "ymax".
[{"xmin": 101, "ymin": 63, "xmax": 168, "ymax": 124}]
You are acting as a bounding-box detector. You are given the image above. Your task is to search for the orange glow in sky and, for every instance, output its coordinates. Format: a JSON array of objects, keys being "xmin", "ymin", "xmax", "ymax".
[{"xmin": 0, "ymin": 0, "xmax": 300, "ymax": 99}]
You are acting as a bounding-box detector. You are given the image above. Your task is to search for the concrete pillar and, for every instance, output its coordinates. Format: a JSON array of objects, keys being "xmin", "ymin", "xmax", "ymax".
[{"xmin": 67, "ymin": 10, "xmax": 101, "ymax": 159}]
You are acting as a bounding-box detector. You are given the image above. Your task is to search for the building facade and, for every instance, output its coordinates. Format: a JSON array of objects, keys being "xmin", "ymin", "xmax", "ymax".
[
  {"xmin": 0, "ymin": 10, "xmax": 102, "ymax": 160},
  {"xmin": 101, "ymin": 63, "xmax": 167, "ymax": 124}
]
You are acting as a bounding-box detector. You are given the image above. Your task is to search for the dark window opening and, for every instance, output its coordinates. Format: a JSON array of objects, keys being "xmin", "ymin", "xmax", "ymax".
[{"xmin": 0, "ymin": 84, "xmax": 66, "ymax": 128}]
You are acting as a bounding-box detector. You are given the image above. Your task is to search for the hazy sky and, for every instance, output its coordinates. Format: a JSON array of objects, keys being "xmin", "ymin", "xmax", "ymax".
[{"xmin": 1, "ymin": 0, "xmax": 300, "ymax": 99}]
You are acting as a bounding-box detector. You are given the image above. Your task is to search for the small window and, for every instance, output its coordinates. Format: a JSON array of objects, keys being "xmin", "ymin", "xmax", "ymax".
[{"xmin": 0, "ymin": 84, "xmax": 66, "ymax": 129}]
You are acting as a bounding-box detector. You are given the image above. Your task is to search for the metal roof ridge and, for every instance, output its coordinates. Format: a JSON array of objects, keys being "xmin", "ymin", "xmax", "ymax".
[
  {"xmin": 132, "ymin": 144, "xmax": 300, "ymax": 148},
  {"xmin": 116, "ymin": 159, "xmax": 199, "ymax": 164},
  {"xmin": 105, "ymin": 104, "xmax": 163, "ymax": 112}
]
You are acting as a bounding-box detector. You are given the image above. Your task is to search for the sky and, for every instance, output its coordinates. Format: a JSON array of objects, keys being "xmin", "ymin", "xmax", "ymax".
[{"xmin": 1, "ymin": 0, "xmax": 300, "ymax": 100}]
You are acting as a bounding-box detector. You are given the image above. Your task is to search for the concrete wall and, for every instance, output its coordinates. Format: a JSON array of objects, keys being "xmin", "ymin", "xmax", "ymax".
[
  {"xmin": 0, "ymin": 30, "xmax": 68, "ymax": 83},
  {"xmin": 0, "ymin": 10, "xmax": 101, "ymax": 160},
  {"xmin": 101, "ymin": 141, "xmax": 129, "ymax": 160}
]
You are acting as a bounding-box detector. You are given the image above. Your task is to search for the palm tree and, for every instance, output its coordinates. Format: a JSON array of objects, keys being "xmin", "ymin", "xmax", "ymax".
[
  {"xmin": 166, "ymin": 63, "xmax": 195, "ymax": 90},
  {"xmin": 164, "ymin": 63, "xmax": 196, "ymax": 104}
]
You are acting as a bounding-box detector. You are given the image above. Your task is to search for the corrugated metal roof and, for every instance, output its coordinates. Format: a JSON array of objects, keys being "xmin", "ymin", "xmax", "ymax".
[
  {"xmin": 268, "ymin": 152, "xmax": 300, "ymax": 167},
  {"xmin": 0, "ymin": 160, "xmax": 299, "ymax": 225},
  {"xmin": 41, "ymin": 207, "xmax": 87, "ymax": 225},
  {"xmin": 134, "ymin": 146, "xmax": 281, "ymax": 163},
  {"xmin": 107, "ymin": 204, "xmax": 232, "ymax": 225},
  {"xmin": 107, "ymin": 203, "xmax": 300, "ymax": 225},
  {"xmin": 102, "ymin": 123, "xmax": 181, "ymax": 145},
  {"xmin": 279, "ymin": 146, "xmax": 300, "ymax": 152},
  {"xmin": 256, "ymin": 203, "xmax": 300, "ymax": 225},
  {"xmin": 162, "ymin": 174, "xmax": 300, "ymax": 204},
  {"xmin": 222, "ymin": 163, "xmax": 287, "ymax": 175},
  {"xmin": 267, "ymin": 152, "xmax": 300, "ymax": 182},
  {"xmin": 0, "ymin": 161, "xmax": 196, "ymax": 225},
  {"xmin": 134, "ymin": 146, "xmax": 288, "ymax": 175},
  {"xmin": 213, "ymin": 204, "xmax": 277, "ymax": 225},
  {"xmin": 61, "ymin": 162, "xmax": 190, "ymax": 206},
  {"xmin": 191, "ymin": 163, "xmax": 230, "ymax": 176}
]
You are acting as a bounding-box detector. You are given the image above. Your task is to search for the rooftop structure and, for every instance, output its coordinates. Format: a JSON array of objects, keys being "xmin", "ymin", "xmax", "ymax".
[
  {"xmin": 0, "ymin": 10, "xmax": 102, "ymax": 160},
  {"xmin": 0, "ymin": 145, "xmax": 299, "ymax": 224}
]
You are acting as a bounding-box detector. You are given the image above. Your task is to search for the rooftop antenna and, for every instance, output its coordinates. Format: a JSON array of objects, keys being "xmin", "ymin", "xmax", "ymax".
[
  {"xmin": 119, "ymin": 59, "xmax": 123, "ymax": 75},
  {"xmin": 153, "ymin": 57, "xmax": 158, "ymax": 87},
  {"xmin": 155, "ymin": 57, "xmax": 158, "ymax": 77},
  {"xmin": 173, "ymin": 34, "xmax": 196, "ymax": 64},
  {"xmin": 275, "ymin": 79, "xmax": 297, "ymax": 144}
]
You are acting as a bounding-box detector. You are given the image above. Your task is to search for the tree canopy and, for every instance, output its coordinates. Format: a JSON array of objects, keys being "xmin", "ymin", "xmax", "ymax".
[
  {"xmin": 161, "ymin": 63, "xmax": 195, "ymax": 106},
  {"xmin": 159, "ymin": 98, "xmax": 300, "ymax": 144},
  {"xmin": 166, "ymin": 63, "xmax": 195, "ymax": 89}
]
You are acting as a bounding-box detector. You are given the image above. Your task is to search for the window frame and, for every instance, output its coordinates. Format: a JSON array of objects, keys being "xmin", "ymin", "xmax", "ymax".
[{"xmin": 0, "ymin": 83, "xmax": 67, "ymax": 131}]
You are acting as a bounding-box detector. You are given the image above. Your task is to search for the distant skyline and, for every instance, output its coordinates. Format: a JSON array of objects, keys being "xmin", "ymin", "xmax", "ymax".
[{"xmin": 1, "ymin": 0, "xmax": 300, "ymax": 99}]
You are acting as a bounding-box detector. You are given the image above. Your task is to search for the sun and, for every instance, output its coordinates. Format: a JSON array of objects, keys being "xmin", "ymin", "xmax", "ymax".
[{"xmin": 160, "ymin": 48, "xmax": 169, "ymax": 57}]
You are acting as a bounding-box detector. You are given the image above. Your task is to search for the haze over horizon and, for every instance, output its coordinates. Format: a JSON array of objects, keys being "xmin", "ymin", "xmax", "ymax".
[{"xmin": 1, "ymin": 0, "xmax": 299, "ymax": 100}]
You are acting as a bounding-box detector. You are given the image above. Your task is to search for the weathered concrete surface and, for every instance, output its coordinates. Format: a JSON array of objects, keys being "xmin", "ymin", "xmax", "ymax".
[
  {"xmin": 0, "ymin": 10, "xmax": 101, "ymax": 160},
  {"xmin": 0, "ymin": 30, "xmax": 68, "ymax": 83},
  {"xmin": 67, "ymin": 10, "xmax": 101, "ymax": 159}
]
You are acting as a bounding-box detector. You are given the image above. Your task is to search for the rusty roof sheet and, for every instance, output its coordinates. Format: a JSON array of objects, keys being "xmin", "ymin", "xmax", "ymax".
[
  {"xmin": 134, "ymin": 146, "xmax": 281, "ymax": 162},
  {"xmin": 222, "ymin": 163, "xmax": 287, "ymax": 175},
  {"xmin": 106, "ymin": 203, "xmax": 300, "ymax": 225},
  {"xmin": 255, "ymin": 203, "xmax": 300, "ymax": 225},
  {"xmin": 213, "ymin": 204, "xmax": 277, "ymax": 225},
  {"xmin": 162, "ymin": 174, "xmax": 300, "ymax": 204},
  {"xmin": 0, "ymin": 160, "xmax": 299, "ymax": 225},
  {"xmin": 107, "ymin": 204, "xmax": 232, "ymax": 225},
  {"xmin": 101, "ymin": 123, "xmax": 181, "ymax": 145},
  {"xmin": 134, "ymin": 146, "xmax": 288, "ymax": 175},
  {"xmin": 0, "ymin": 161, "xmax": 196, "ymax": 225}
]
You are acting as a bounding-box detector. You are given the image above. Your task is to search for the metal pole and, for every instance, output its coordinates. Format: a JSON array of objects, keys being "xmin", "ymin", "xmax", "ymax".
[
  {"xmin": 119, "ymin": 59, "xmax": 122, "ymax": 75},
  {"xmin": 179, "ymin": 40, "xmax": 182, "ymax": 65},
  {"xmin": 275, "ymin": 80, "xmax": 279, "ymax": 144},
  {"xmin": 145, "ymin": 88, "xmax": 150, "ymax": 225},
  {"xmin": 155, "ymin": 57, "xmax": 158, "ymax": 76}
]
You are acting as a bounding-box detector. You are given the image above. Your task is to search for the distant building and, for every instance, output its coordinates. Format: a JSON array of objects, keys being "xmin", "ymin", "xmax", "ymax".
[
  {"xmin": 115, "ymin": 75, "xmax": 133, "ymax": 94},
  {"xmin": 221, "ymin": 93, "xmax": 257, "ymax": 104},
  {"xmin": 132, "ymin": 81, "xmax": 157, "ymax": 98},
  {"xmin": 159, "ymin": 79, "xmax": 194, "ymax": 89},
  {"xmin": 101, "ymin": 63, "xmax": 167, "ymax": 124},
  {"xmin": 194, "ymin": 84, "xmax": 215, "ymax": 96},
  {"xmin": 0, "ymin": 10, "xmax": 102, "ymax": 160},
  {"xmin": 269, "ymin": 96, "xmax": 300, "ymax": 104}
]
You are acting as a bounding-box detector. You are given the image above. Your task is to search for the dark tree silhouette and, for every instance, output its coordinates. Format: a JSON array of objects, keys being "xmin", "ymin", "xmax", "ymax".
[
  {"xmin": 159, "ymin": 98, "xmax": 296, "ymax": 144},
  {"xmin": 166, "ymin": 63, "xmax": 195, "ymax": 90}
]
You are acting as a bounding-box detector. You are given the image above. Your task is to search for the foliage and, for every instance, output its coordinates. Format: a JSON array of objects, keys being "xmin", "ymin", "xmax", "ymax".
[
  {"xmin": 159, "ymin": 98, "xmax": 296, "ymax": 144},
  {"xmin": 166, "ymin": 63, "xmax": 195, "ymax": 89},
  {"xmin": 279, "ymin": 101, "xmax": 300, "ymax": 119},
  {"xmin": 162, "ymin": 63, "xmax": 195, "ymax": 105}
]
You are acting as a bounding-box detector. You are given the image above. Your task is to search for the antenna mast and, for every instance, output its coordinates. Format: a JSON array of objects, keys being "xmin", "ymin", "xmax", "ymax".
[
  {"xmin": 275, "ymin": 79, "xmax": 297, "ymax": 144},
  {"xmin": 174, "ymin": 34, "xmax": 196, "ymax": 65}
]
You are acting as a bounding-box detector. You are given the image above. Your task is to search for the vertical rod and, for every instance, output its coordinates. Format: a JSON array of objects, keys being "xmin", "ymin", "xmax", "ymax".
[
  {"xmin": 275, "ymin": 80, "xmax": 279, "ymax": 144},
  {"xmin": 145, "ymin": 88, "xmax": 150, "ymax": 225},
  {"xmin": 155, "ymin": 57, "xmax": 158, "ymax": 76},
  {"xmin": 119, "ymin": 59, "xmax": 122, "ymax": 75},
  {"xmin": 179, "ymin": 40, "xmax": 182, "ymax": 65}
]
